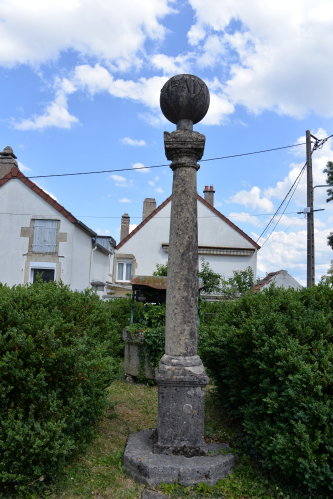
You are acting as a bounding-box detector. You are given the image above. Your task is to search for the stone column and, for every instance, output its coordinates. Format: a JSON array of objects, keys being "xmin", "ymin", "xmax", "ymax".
[{"xmin": 154, "ymin": 74, "xmax": 210, "ymax": 457}]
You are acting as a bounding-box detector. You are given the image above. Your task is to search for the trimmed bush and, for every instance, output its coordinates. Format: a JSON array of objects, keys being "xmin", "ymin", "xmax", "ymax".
[
  {"xmin": 0, "ymin": 280, "xmax": 121, "ymax": 495},
  {"xmin": 199, "ymin": 281, "xmax": 333, "ymax": 493}
]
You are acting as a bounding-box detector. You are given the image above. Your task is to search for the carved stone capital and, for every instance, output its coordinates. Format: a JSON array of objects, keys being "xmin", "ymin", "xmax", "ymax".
[{"xmin": 164, "ymin": 130, "xmax": 206, "ymax": 170}]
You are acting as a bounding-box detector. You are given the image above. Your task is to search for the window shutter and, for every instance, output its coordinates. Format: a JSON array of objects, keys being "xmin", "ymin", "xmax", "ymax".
[
  {"xmin": 32, "ymin": 220, "xmax": 58, "ymax": 253},
  {"xmin": 125, "ymin": 263, "xmax": 132, "ymax": 281},
  {"xmin": 118, "ymin": 262, "xmax": 124, "ymax": 281}
]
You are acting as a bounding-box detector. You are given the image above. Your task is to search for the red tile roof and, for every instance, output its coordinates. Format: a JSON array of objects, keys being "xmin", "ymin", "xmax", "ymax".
[
  {"xmin": 0, "ymin": 166, "xmax": 78, "ymax": 225},
  {"xmin": 116, "ymin": 193, "xmax": 260, "ymax": 250}
]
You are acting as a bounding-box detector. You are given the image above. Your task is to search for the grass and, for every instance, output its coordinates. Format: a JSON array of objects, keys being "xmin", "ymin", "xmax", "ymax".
[{"xmin": 23, "ymin": 372, "xmax": 332, "ymax": 499}]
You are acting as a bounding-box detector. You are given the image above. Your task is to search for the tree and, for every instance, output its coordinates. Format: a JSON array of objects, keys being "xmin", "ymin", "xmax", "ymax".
[
  {"xmin": 220, "ymin": 266, "xmax": 260, "ymax": 297},
  {"xmin": 198, "ymin": 258, "xmax": 221, "ymax": 293},
  {"xmin": 324, "ymin": 161, "xmax": 333, "ymax": 249},
  {"xmin": 153, "ymin": 262, "xmax": 168, "ymax": 276}
]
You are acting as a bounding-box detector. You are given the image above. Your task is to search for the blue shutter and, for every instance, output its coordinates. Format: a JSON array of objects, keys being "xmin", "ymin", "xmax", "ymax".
[{"xmin": 32, "ymin": 220, "xmax": 58, "ymax": 252}]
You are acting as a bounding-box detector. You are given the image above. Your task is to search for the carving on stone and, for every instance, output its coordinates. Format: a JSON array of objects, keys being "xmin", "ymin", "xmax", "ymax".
[{"xmin": 160, "ymin": 74, "xmax": 210, "ymax": 129}]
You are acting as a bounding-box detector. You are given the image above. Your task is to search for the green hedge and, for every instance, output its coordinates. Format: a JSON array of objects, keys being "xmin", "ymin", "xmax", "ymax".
[
  {"xmin": 199, "ymin": 281, "xmax": 333, "ymax": 493},
  {"xmin": 0, "ymin": 280, "xmax": 121, "ymax": 495}
]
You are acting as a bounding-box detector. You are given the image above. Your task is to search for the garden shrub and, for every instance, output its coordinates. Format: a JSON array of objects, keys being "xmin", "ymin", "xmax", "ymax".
[
  {"xmin": 107, "ymin": 296, "xmax": 144, "ymax": 340},
  {"xmin": 0, "ymin": 280, "xmax": 121, "ymax": 496},
  {"xmin": 199, "ymin": 281, "xmax": 333, "ymax": 493}
]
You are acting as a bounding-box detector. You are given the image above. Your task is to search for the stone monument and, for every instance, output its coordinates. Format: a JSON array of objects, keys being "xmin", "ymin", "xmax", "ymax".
[{"xmin": 123, "ymin": 74, "xmax": 235, "ymax": 486}]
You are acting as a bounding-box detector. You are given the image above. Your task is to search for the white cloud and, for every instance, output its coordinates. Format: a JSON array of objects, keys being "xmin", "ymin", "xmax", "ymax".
[
  {"xmin": 129, "ymin": 223, "xmax": 138, "ymax": 232},
  {"xmin": 110, "ymin": 175, "xmax": 126, "ymax": 182},
  {"xmin": 229, "ymin": 186, "xmax": 274, "ymax": 212},
  {"xmin": 95, "ymin": 228, "xmax": 110, "ymax": 235},
  {"xmin": 72, "ymin": 65, "xmax": 167, "ymax": 109},
  {"xmin": 263, "ymin": 129, "xmax": 333, "ymax": 208},
  {"xmin": 151, "ymin": 53, "xmax": 193, "ymax": 75},
  {"xmin": 132, "ymin": 162, "xmax": 150, "ymax": 174},
  {"xmin": 201, "ymin": 91, "xmax": 234, "ymax": 125},
  {"xmin": 110, "ymin": 174, "xmax": 134, "ymax": 187},
  {"xmin": 155, "ymin": 187, "xmax": 164, "ymax": 193},
  {"xmin": 18, "ymin": 66, "xmax": 169, "ymax": 130},
  {"xmin": 121, "ymin": 137, "xmax": 146, "ymax": 146},
  {"xmin": 12, "ymin": 93, "xmax": 78, "ymax": 130},
  {"xmin": 119, "ymin": 198, "xmax": 131, "ymax": 203},
  {"xmin": 257, "ymin": 226, "xmax": 333, "ymax": 283},
  {"xmin": 187, "ymin": 0, "xmax": 333, "ymax": 118},
  {"xmin": 197, "ymin": 35, "xmax": 226, "ymax": 68},
  {"xmin": 0, "ymin": 0, "xmax": 174, "ymax": 69},
  {"xmin": 148, "ymin": 180, "xmax": 155, "ymax": 186},
  {"xmin": 228, "ymin": 212, "xmax": 263, "ymax": 227},
  {"xmin": 18, "ymin": 161, "xmax": 31, "ymax": 173}
]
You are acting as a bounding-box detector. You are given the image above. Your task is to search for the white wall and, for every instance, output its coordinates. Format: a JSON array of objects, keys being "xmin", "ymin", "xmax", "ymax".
[
  {"xmin": 0, "ymin": 179, "xmax": 109, "ymax": 291},
  {"xmin": 91, "ymin": 247, "xmax": 109, "ymax": 283},
  {"xmin": 262, "ymin": 271, "xmax": 303, "ymax": 291},
  {"xmin": 118, "ymin": 198, "xmax": 258, "ymax": 279}
]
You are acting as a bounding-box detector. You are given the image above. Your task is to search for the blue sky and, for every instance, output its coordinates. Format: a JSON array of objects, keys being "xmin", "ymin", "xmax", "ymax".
[{"xmin": 1, "ymin": 0, "xmax": 333, "ymax": 285}]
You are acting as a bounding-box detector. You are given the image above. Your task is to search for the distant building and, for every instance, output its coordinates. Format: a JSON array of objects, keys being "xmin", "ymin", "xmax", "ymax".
[
  {"xmin": 110, "ymin": 185, "xmax": 260, "ymax": 297},
  {"xmin": 0, "ymin": 146, "xmax": 115, "ymax": 297},
  {"xmin": 252, "ymin": 270, "xmax": 303, "ymax": 293}
]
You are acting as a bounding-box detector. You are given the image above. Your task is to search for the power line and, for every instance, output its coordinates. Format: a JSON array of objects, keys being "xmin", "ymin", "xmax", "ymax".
[
  {"xmin": 259, "ymin": 165, "xmax": 306, "ymax": 248},
  {"xmin": 256, "ymin": 135, "xmax": 332, "ymax": 248},
  {"xmin": 18, "ymin": 140, "xmax": 315, "ymax": 180},
  {"xmin": 0, "ymin": 211, "xmax": 300, "ymax": 218},
  {"xmin": 261, "ymin": 216, "xmax": 303, "ymax": 248},
  {"xmin": 256, "ymin": 163, "xmax": 306, "ymax": 244}
]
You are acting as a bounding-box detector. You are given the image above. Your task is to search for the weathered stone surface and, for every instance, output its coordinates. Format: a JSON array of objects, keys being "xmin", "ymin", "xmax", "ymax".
[
  {"xmin": 164, "ymin": 130, "xmax": 205, "ymax": 169},
  {"xmin": 123, "ymin": 328, "xmax": 154, "ymax": 380},
  {"xmin": 154, "ymin": 357, "xmax": 209, "ymax": 456},
  {"xmin": 163, "ymin": 136, "xmax": 203, "ymax": 358},
  {"xmin": 160, "ymin": 75, "xmax": 210, "ymax": 128},
  {"xmin": 123, "ymin": 430, "xmax": 235, "ymax": 487},
  {"xmin": 154, "ymin": 108, "xmax": 209, "ymax": 455}
]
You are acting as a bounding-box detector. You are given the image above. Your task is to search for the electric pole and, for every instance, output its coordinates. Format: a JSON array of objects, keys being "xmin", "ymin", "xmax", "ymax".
[{"xmin": 306, "ymin": 130, "xmax": 315, "ymax": 287}]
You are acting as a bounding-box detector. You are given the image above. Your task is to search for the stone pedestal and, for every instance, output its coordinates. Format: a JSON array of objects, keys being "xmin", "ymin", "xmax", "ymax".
[{"xmin": 154, "ymin": 355, "xmax": 208, "ymax": 456}]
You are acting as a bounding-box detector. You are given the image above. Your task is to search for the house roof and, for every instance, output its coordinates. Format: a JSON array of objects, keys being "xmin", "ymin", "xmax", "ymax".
[
  {"xmin": 0, "ymin": 166, "xmax": 112, "ymax": 249},
  {"xmin": 252, "ymin": 270, "xmax": 285, "ymax": 294},
  {"xmin": 116, "ymin": 193, "xmax": 261, "ymax": 250}
]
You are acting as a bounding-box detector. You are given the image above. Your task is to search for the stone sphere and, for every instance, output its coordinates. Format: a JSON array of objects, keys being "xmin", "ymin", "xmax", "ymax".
[{"xmin": 160, "ymin": 74, "xmax": 210, "ymax": 125}]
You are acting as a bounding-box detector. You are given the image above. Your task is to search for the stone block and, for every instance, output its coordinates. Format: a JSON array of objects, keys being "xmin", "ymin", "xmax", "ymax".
[
  {"xmin": 123, "ymin": 429, "xmax": 235, "ymax": 487},
  {"xmin": 123, "ymin": 328, "xmax": 154, "ymax": 380}
]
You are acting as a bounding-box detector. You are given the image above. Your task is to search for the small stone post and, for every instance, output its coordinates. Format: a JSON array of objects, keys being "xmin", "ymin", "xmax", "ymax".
[{"xmin": 154, "ymin": 74, "xmax": 210, "ymax": 456}]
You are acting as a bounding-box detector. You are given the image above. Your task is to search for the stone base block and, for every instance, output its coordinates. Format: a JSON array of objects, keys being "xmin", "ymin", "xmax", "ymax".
[{"xmin": 123, "ymin": 429, "xmax": 235, "ymax": 487}]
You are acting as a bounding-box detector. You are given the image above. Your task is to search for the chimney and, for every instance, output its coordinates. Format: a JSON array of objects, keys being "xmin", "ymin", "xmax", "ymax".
[
  {"xmin": 120, "ymin": 213, "xmax": 130, "ymax": 241},
  {"xmin": 203, "ymin": 184, "xmax": 215, "ymax": 207},
  {"xmin": 142, "ymin": 198, "xmax": 156, "ymax": 221},
  {"xmin": 0, "ymin": 146, "xmax": 18, "ymax": 179}
]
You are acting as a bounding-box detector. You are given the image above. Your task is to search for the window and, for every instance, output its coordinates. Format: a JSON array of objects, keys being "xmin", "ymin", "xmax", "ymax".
[
  {"xmin": 29, "ymin": 262, "xmax": 57, "ymax": 284},
  {"xmin": 117, "ymin": 261, "xmax": 132, "ymax": 282},
  {"xmin": 32, "ymin": 219, "xmax": 58, "ymax": 253},
  {"xmin": 32, "ymin": 268, "xmax": 55, "ymax": 283}
]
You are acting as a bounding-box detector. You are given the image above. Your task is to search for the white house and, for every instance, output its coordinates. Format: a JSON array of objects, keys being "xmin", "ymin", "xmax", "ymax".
[
  {"xmin": 0, "ymin": 146, "xmax": 115, "ymax": 296},
  {"xmin": 253, "ymin": 270, "xmax": 303, "ymax": 293},
  {"xmin": 111, "ymin": 185, "xmax": 260, "ymax": 296}
]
